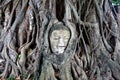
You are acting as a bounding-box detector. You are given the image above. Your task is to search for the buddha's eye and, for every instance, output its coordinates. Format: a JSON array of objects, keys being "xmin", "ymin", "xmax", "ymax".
[
  {"xmin": 64, "ymin": 36, "xmax": 69, "ymax": 40},
  {"xmin": 53, "ymin": 37, "xmax": 59, "ymax": 40}
]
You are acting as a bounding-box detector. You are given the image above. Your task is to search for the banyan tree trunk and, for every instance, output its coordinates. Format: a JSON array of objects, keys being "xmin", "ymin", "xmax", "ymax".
[{"xmin": 0, "ymin": 0, "xmax": 120, "ymax": 80}]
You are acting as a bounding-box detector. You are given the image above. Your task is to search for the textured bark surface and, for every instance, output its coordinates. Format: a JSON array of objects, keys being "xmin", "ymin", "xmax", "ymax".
[{"xmin": 0, "ymin": 0, "xmax": 120, "ymax": 80}]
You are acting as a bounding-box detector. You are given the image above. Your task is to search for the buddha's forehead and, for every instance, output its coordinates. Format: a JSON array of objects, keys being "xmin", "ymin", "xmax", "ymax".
[{"xmin": 51, "ymin": 29, "xmax": 70, "ymax": 36}]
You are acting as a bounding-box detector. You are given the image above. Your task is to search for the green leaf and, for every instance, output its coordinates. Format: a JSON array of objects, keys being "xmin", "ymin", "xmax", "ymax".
[
  {"xmin": 112, "ymin": 0, "xmax": 120, "ymax": 5},
  {"xmin": 23, "ymin": 72, "xmax": 28, "ymax": 79},
  {"xmin": 7, "ymin": 75, "xmax": 15, "ymax": 80}
]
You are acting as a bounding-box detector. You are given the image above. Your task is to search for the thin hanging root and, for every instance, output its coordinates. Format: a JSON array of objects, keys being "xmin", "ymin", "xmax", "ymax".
[
  {"xmin": 71, "ymin": 63, "xmax": 78, "ymax": 79},
  {"xmin": 20, "ymin": 26, "xmax": 35, "ymax": 51},
  {"xmin": 67, "ymin": 0, "xmax": 79, "ymax": 22},
  {"xmin": 18, "ymin": 29, "xmax": 32, "ymax": 51},
  {"xmin": 1, "ymin": 0, "xmax": 20, "ymax": 41},
  {"xmin": 18, "ymin": 27, "xmax": 35, "ymax": 72},
  {"xmin": 94, "ymin": 0, "xmax": 114, "ymax": 53},
  {"xmin": 84, "ymin": 0, "xmax": 92, "ymax": 21},
  {"xmin": 0, "ymin": 61, "xmax": 9, "ymax": 78},
  {"xmin": 5, "ymin": 47, "xmax": 19, "ymax": 76},
  {"xmin": 27, "ymin": 47, "xmax": 36, "ymax": 57},
  {"xmin": 11, "ymin": 0, "xmax": 28, "ymax": 31},
  {"xmin": 75, "ymin": 65, "xmax": 81, "ymax": 77},
  {"xmin": 74, "ymin": 54, "xmax": 81, "ymax": 66},
  {"xmin": 8, "ymin": 35, "xmax": 18, "ymax": 60},
  {"xmin": 101, "ymin": 17, "xmax": 113, "ymax": 52},
  {"xmin": 81, "ymin": 36, "xmax": 90, "ymax": 66},
  {"xmin": 0, "ymin": 0, "xmax": 11, "ymax": 8},
  {"xmin": 1, "ymin": 45, "xmax": 18, "ymax": 78},
  {"xmin": 68, "ymin": 0, "xmax": 94, "ymax": 27},
  {"xmin": 6, "ymin": 0, "xmax": 20, "ymax": 31},
  {"xmin": 34, "ymin": 10, "xmax": 41, "ymax": 48}
]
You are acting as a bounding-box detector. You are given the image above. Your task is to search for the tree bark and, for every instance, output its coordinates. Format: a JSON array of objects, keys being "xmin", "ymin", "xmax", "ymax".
[{"xmin": 0, "ymin": 0, "xmax": 120, "ymax": 80}]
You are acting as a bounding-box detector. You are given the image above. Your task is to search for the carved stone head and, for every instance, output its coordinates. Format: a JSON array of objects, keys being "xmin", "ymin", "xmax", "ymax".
[{"xmin": 49, "ymin": 23, "xmax": 71, "ymax": 55}]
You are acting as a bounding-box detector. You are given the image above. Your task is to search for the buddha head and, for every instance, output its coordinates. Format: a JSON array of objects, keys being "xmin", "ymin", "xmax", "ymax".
[{"xmin": 49, "ymin": 23, "xmax": 71, "ymax": 55}]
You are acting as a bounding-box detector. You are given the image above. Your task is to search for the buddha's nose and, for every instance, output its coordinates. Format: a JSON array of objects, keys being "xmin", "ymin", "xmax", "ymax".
[{"xmin": 58, "ymin": 38, "xmax": 64, "ymax": 47}]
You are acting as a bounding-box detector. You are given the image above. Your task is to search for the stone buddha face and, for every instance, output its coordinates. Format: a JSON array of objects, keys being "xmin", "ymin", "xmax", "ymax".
[{"xmin": 49, "ymin": 24, "xmax": 70, "ymax": 55}]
